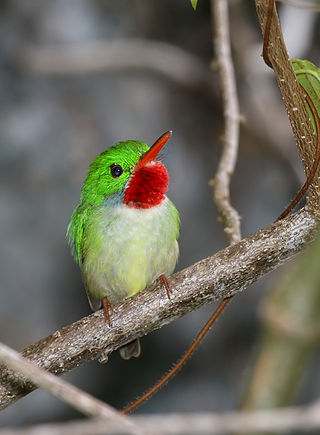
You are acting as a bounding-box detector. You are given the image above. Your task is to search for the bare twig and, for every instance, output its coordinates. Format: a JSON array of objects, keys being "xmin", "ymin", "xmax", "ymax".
[
  {"xmin": 128, "ymin": 400, "xmax": 320, "ymax": 433},
  {"xmin": 0, "ymin": 208, "xmax": 317, "ymax": 410},
  {"xmin": 121, "ymin": 297, "xmax": 232, "ymax": 414},
  {"xmin": 0, "ymin": 343, "xmax": 149, "ymax": 435},
  {"xmin": 3, "ymin": 401, "xmax": 320, "ymax": 434},
  {"xmin": 211, "ymin": 0, "xmax": 241, "ymax": 245},
  {"xmin": 276, "ymin": 91, "xmax": 320, "ymax": 220},
  {"xmin": 262, "ymin": 0, "xmax": 274, "ymax": 69}
]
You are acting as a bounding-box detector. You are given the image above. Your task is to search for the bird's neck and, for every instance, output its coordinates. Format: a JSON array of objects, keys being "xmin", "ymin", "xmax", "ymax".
[{"xmin": 123, "ymin": 161, "xmax": 169, "ymax": 209}]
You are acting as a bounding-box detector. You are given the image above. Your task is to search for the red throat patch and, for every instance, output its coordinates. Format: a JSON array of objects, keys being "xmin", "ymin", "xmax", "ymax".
[{"xmin": 123, "ymin": 162, "xmax": 169, "ymax": 209}]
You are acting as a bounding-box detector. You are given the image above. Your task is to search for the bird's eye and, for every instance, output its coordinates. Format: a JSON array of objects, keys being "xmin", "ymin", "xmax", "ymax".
[{"xmin": 110, "ymin": 164, "xmax": 123, "ymax": 178}]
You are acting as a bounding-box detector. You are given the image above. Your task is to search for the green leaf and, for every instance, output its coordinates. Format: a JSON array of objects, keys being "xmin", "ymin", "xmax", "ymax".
[
  {"xmin": 190, "ymin": 0, "xmax": 198, "ymax": 10},
  {"xmin": 292, "ymin": 59, "xmax": 320, "ymax": 133}
]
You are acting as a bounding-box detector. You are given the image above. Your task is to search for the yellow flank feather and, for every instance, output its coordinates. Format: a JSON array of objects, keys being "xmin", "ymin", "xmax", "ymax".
[{"xmin": 81, "ymin": 198, "xmax": 180, "ymax": 305}]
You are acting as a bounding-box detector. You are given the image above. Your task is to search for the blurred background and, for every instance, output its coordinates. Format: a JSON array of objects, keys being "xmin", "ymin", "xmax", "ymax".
[{"xmin": 0, "ymin": 0, "xmax": 320, "ymax": 430}]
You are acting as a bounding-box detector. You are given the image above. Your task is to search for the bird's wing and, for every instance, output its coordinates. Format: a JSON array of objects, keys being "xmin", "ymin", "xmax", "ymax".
[
  {"xmin": 67, "ymin": 203, "xmax": 103, "ymax": 311},
  {"xmin": 66, "ymin": 203, "xmax": 92, "ymax": 265}
]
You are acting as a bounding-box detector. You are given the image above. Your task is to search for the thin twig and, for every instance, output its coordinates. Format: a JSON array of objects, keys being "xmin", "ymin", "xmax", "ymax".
[
  {"xmin": 127, "ymin": 400, "xmax": 320, "ymax": 433},
  {"xmin": 0, "ymin": 342, "xmax": 150, "ymax": 435},
  {"xmin": 3, "ymin": 401, "xmax": 320, "ymax": 434},
  {"xmin": 262, "ymin": 0, "xmax": 274, "ymax": 68},
  {"xmin": 211, "ymin": 0, "xmax": 241, "ymax": 245},
  {"xmin": 122, "ymin": 297, "xmax": 232, "ymax": 414},
  {"xmin": 276, "ymin": 90, "xmax": 320, "ymax": 220}
]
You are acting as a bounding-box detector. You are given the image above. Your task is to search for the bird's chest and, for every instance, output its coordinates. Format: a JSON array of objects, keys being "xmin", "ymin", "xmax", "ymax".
[
  {"xmin": 96, "ymin": 202, "xmax": 168, "ymax": 252},
  {"xmin": 82, "ymin": 199, "xmax": 178, "ymax": 303}
]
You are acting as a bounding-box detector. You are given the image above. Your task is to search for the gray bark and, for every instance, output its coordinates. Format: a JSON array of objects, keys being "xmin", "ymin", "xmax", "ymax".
[{"xmin": 0, "ymin": 208, "xmax": 317, "ymax": 409}]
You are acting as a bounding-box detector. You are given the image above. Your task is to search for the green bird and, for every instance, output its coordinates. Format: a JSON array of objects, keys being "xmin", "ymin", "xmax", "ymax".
[{"xmin": 67, "ymin": 131, "xmax": 180, "ymax": 360}]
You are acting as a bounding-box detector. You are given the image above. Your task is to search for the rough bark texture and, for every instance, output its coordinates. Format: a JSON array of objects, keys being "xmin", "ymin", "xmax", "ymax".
[
  {"xmin": 255, "ymin": 0, "xmax": 320, "ymax": 212},
  {"xmin": 234, "ymin": 2, "xmax": 320, "ymax": 427},
  {"xmin": 0, "ymin": 209, "xmax": 317, "ymax": 409}
]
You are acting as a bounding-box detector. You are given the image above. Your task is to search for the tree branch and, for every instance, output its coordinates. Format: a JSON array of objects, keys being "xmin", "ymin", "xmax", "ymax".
[
  {"xmin": 211, "ymin": 0, "xmax": 241, "ymax": 244},
  {"xmin": 0, "ymin": 208, "xmax": 317, "ymax": 410},
  {"xmin": 255, "ymin": 0, "xmax": 320, "ymax": 213},
  {"xmin": 0, "ymin": 343, "xmax": 150, "ymax": 435},
  {"xmin": 2, "ymin": 400, "xmax": 320, "ymax": 434}
]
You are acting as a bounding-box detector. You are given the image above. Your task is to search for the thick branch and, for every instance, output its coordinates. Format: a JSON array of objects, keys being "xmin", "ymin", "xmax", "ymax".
[
  {"xmin": 211, "ymin": 0, "xmax": 241, "ymax": 244},
  {"xmin": 0, "ymin": 208, "xmax": 317, "ymax": 410}
]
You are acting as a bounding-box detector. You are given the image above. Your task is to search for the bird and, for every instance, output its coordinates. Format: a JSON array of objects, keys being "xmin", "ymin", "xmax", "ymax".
[{"xmin": 67, "ymin": 131, "xmax": 180, "ymax": 360}]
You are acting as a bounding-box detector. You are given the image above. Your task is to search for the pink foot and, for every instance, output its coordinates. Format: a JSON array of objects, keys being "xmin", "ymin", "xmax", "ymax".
[
  {"xmin": 102, "ymin": 297, "xmax": 113, "ymax": 326},
  {"xmin": 159, "ymin": 274, "xmax": 173, "ymax": 299}
]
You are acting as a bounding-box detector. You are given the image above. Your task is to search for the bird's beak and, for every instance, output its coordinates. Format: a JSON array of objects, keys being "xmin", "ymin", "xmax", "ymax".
[{"xmin": 135, "ymin": 130, "xmax": 172, "ymax": 170}]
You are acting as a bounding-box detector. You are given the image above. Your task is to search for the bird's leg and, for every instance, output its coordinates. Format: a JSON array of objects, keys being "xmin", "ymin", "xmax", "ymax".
[
  {"xmin": 102, "ymin": 297, "xmax": 113, "ymax": 327},
  {"xmin": 159, "ymin": 274, "xmax": 173, "ymax": 299}
]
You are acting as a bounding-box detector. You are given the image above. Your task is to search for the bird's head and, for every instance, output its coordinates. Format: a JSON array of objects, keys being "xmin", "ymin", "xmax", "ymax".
[{"xmin": 81, "ymin": 131, "xmax": 172, "ymax": 209}]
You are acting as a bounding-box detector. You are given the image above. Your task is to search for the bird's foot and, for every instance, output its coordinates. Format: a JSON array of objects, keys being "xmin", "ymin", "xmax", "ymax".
[
  {"xmin": 102, "ymin": 297, "xmax": 113, "ymax": 327},
  {"xmin": 159, "ymin": 274, "xmax": 173, "ymax": 299}
]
